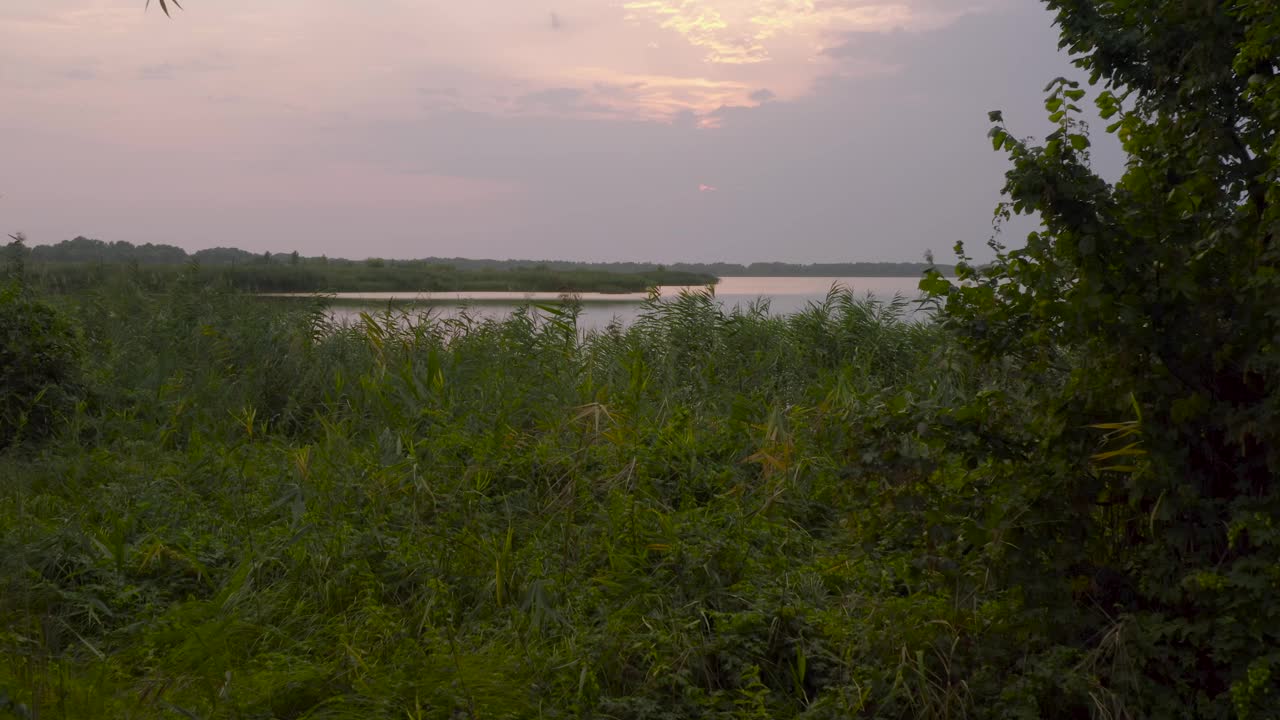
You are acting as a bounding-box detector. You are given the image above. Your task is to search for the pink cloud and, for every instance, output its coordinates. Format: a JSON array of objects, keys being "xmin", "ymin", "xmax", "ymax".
[
  {"xmin": 699, "ymin": 183, "xmax": 718, "ymax": 192},
  {"xmin": 0, "ymin": 0, "xmax": 979, "ymax": 133}
]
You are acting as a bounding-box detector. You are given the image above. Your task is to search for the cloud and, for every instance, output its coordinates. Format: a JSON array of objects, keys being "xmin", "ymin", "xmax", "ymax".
[
  {"xmin": 521, "ymin": 87, "xmax": 586, "ymax": 107},
  {"xmin": 57, "ymin": 64, "xmax": 97, "ymax": 81},
  {"xmin": 257, "ymin": 1, "xmax": 1112, "ymax": 262},
  {"xmin": 603, "ymin": 0, "xmax": 990, "ymax": 121},
  {"xmin": 412, "ymin": 69, "xmax": 756, "ymax": 122},
  {"xmin": 622, "ymin": 0, "xmax": 984, "ymax": 66},
  {"xmin": 624, "ymin": 1, "xmax": 765, "ymax": 64},
  {"xmin": 513, "ymin": 86, "xmax": 620, "ymax": 116},
  {"xmin": 137, "ymin": 63, "xmax": 174, "ymax": 81},
  {"xmin": 136, "ymin": 57, "xmax": 229, "ymax": 81},
  {"xmin": 699, "ymin": 183, "xmax": 718, "ymax": 192},
  {"xmin": 1, "ymin": 0, "xmax": 998, "ymax": 130},
  {"xmin": 2, "ymin": 0, "xmax": 1107, "ymax": 264}
]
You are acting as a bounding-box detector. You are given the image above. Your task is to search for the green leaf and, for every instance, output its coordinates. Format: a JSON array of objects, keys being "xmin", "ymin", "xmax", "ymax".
[{"xmin": 919, "ymin": 274, "xmax": 952, "ymax": 295}]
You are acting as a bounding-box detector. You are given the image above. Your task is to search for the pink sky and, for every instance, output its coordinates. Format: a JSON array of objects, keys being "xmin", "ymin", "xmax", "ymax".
[{"xmin": 0, "ymin": 0, "xmax": 1113, "ymax": 262}]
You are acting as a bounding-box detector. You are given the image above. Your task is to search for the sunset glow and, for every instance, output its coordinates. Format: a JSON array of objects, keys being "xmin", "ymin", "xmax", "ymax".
[
  {"xmin": 0, "ymin": 0, "xmax": 1100, "ymax": 263},
  {"xmin": 0, "ymin": 1, "xmax": 989, "ymax": 128}
]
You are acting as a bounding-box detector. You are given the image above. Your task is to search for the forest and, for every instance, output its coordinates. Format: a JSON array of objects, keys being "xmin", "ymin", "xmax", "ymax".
[{"xmin": 2, "ymin": 0, "xmax": 1279, "ymax": 718}]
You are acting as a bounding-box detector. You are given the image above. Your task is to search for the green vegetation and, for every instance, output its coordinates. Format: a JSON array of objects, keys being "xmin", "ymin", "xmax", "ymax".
[
  {"xmin": 24, "ymin": 259, "xmax": 716, "ymax": 295},
  {"xmin": 21, "ymin": 237, "xmax": 940, "ymax": 297},
  {"xmin": 672, "ymin": 262, "xmax": 951, "ymax": 278},
  {"xmin": 355, "ymin": 260, "xmax": 948, "ymax": 278},
  {"xmin": 3, "ymin": 0, "xmax": 1278, "ymax": 717},
  {"xmin": 19, "ymin": 239, "xmax": 718, "ymax": 294},
  {"xmin": 2, "ymin": 274, "xmax": 979, "ymax": 718},
  {"xmin": 920, "ymin": 0, "xmax": 1280, "ymax": 716},
  {"xmin": 0, "ymin": 281, "xmax": 84, "ymax": 449}
]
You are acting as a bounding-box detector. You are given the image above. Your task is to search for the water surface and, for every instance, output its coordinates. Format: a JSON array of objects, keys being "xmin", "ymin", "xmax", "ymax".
[{"xmin": 300, "ymin": 276, "xmax": 931, "ymax": 331}]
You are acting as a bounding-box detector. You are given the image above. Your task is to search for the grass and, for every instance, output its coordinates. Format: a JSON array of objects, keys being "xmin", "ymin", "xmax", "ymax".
[{"xmin": 0, "ymin": 278, "xmax": 1051, "ymax": 718}]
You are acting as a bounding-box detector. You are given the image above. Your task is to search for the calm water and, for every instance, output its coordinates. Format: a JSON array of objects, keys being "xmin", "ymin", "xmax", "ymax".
[{"xmin": 309, "ymin": 276, "xmax": 931, "ymax": 332}]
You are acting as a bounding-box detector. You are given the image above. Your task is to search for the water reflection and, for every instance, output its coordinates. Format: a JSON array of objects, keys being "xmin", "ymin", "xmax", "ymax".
[{"xmin": 291, "ymin": 276, "xmax": 932, "ymax": 332}]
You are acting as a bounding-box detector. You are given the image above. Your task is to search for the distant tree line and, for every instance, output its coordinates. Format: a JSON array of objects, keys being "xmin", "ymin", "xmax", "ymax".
[
  {"xmin": 22, "ymin": 263, "xmax": 717, "ymax": 295},
  {"xmin": 16, "ymin": 238, "xmax": 717, "ymax": 294},
  {"xmin": 21, "ymin": 237, "xmax": 950, "ymax": 276},
  {"xmin": 422, "ymin": 258, "xmax": 952, "ymax": 277},
  {"xmin": 25, "ymin": 237, "xmax": 262, "ymax": 266},
  {"xmin": 675, "ymin": 261, "xmax": 954, "ymax": 277}
]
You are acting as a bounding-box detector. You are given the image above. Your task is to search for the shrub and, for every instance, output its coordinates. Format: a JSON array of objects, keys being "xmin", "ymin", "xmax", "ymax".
[{"xmin": 0, "ymin": 283, "xmax": 84, "ymax": 447}]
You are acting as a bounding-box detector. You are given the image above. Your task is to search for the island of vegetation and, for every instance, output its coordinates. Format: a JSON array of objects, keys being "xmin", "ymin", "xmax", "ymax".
[
  {"xmin": 18, "ymin": 237, "xmax": 950, "ymax": 296},
  {"xmin": 2, "ymin": 2, "xmax": 1278, "ymax": 719},
  {"xmin": 17, "ymin": 238, "xmax": 724, "ymax": 294}
]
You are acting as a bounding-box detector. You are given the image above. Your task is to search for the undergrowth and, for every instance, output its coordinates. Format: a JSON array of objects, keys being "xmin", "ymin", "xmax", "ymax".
[
  {"xmin": 0, "ymin": 279, "xmax": 990, "ymax": 719},
  {"xmin": 1, "ymin": 276, "xmax": 1270, "ymax": 718}
]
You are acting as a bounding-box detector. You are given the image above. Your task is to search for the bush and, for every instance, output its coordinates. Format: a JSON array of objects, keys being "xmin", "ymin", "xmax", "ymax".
[{"xmin": 0, "ymin": 283, "xmax": 84, "ymax": 447}]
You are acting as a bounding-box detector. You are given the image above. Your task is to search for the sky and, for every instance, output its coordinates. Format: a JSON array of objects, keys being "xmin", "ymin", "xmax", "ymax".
[{"xmin": 0, "ymin": 0, "xmax": 1121, "ymax": 263}]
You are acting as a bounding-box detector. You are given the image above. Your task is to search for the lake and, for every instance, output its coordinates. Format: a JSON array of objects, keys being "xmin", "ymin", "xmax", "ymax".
[{"xmin": 306, "ymin": 276, "xmax": 933, "ymax": 332}]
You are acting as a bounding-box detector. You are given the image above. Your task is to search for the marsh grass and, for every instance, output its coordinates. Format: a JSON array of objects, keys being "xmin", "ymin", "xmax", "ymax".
[
  {"xmin": 1, "ymin": 280, "xmax": 1038, "ymax": 719},
  {"xmin": 21, "ymin": 260, "xmax": 717, "ymax": 296}
]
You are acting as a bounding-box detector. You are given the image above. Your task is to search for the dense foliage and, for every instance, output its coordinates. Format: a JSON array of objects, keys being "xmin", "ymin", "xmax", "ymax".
[
  {"xmin": 5, "ymin": 0, "xmax": 1278, "ymax": 717},
  {"xmin": 0, "ymin": 287, "xmax": 84, "ymax": 449},
  {"xmin": 1, "ymin": 241, "xmax": 85, "ymax": 449},
  {"xmin": 2, "ymin": 279, "xmax": 1000, "ymax": 719},
  {"xmin": 923, "ymin": 0, "xmax": 1280, "ymax": 716}
]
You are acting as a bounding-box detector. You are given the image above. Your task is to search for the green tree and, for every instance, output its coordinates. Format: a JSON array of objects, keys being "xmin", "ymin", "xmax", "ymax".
[
  {"xmin": 924, "ymin": 0, "xmax": 1279, "ymax": 716},
  {"xmin": 4, "ymin": 234, "xmax": 27, "ymax": 283},
  {"xmin": 29, "ymin": 236, "xmax": 188, "ymax": 264}
]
